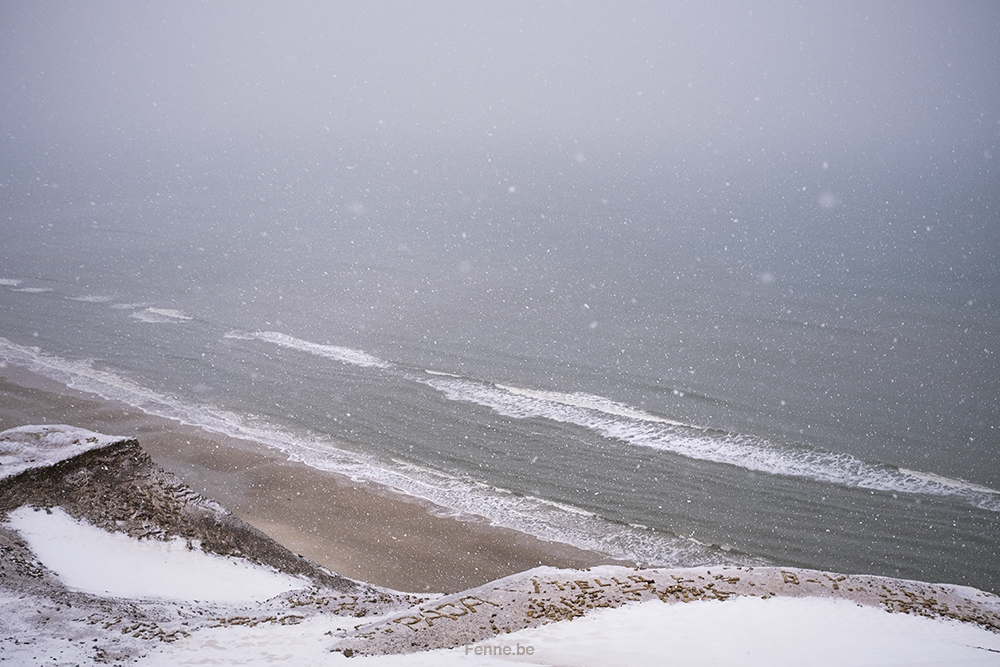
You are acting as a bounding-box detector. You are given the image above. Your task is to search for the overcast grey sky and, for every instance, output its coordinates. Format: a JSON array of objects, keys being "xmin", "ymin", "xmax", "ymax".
[{"xmin": 2, "ymin": 1, "xmax": 998, "ymax": 161}]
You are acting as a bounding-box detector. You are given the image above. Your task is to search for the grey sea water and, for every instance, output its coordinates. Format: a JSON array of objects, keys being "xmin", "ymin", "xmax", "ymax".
[{"xmin": 2, "ymin": 140, "xmax": 998, "ymax": 592}]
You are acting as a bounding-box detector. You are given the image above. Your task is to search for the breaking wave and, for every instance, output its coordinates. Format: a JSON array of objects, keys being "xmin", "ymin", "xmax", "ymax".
[
  {"xmin": 420, "ymin": 374, "xmax": 1000, "ymax": 512},
  {"xmin": 130, "ymin": 308, "xmax": 193, "ymax": 323},
  {"xmin": 225, "ymin": 331, "xmax": 390, "ymax": 369}
]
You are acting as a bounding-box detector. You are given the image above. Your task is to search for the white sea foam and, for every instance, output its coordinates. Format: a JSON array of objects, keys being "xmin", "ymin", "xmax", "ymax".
[
  {"xmin": 524, "ymin": 495, "xmax": 597, "ymax": 517},
  {"xmin": 0, "ymin": 336, "xmax": 733, "ymax": 568},
  {"xmin": 0, "ymin": 279, "xmax": 22, "ymax": 287},
  {"xmin": 359, "ymin": 457, "xmax": 724, "ymax": 566},
  {"xmin": 897, "ymin": 468, "xmax": 1000, "ymax": 496},
  {"xmin": 421, "ymin": 376, "xmax": 1000, "ymax": 512},
  {"xmin": 424, "ymin": 369, "xmax": 463, "ymax": 378},
  {"xmin": 130, "ymin": 307, "xmax": 192, "ymax": 323},
  {"xmin": 68, "ymin": 295, "xmax": 112, "ymax": 303},
  {"xmin": 0, "ymin": 337, "xmax": 204, "ymax": 420},
  {"xmin": 496, "ymin": 384, "xmax": 699, "ymax": 428},
  {"xmin": 227, "ymin": 330, "xmax": 390, "ymax": 369},
  {"xmin": 10, "ymin": 287, "xmax": 52, "ymax": 293}
]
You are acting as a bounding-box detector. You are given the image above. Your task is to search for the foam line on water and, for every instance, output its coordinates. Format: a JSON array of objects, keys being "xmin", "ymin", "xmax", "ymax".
[
  {"xmin": 67, "ymin": 295, "xmax": 113, "ymax": 303},
  {"xmin": 226, "ymin": 331, "xmax": 390, "ymax": 369},
  {"xmin": 496, "ymin": 384, "xmax": 700, "ymax": 428},
  {"xmin": 110, "ymin": 302, "xmax": 153, "ymax": 310},
  {"xmin": 422, "ymin": 375, "xmax": 1000, "ymax": 512},
  {"xmin": 130, "ymin": 307, "xmax": 192, "ymax": 323}
]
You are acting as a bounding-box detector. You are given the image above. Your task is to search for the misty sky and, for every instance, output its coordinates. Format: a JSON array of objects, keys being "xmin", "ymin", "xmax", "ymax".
[{"xmin": 3, "ymin": 1, "xmax": 999, "ymax": 161}]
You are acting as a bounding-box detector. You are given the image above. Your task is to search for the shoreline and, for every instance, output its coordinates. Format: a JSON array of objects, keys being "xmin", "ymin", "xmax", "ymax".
[{"xmin": 0, "ymin": 363, "xmax": 618, "ymax": 593}]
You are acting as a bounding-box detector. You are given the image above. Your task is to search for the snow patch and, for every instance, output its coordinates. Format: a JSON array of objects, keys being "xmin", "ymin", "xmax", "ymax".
[
  {"xmin": 0, "ymin": 424, "xmax": 123, "ymax": 481},
  {"xmin": 6, "ymin": 506, "xmax": 308, "ymax": 603}
]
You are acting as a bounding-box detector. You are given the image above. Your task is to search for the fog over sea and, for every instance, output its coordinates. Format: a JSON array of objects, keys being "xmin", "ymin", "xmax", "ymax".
[{"xmin": 1, "ymin": 2, "xmax": 998, "ymax": 593}]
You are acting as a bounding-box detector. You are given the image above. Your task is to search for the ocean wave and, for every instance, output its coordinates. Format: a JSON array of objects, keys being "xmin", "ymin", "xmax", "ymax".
[
  {"xmin": 0, "ymin": 336, "xmax": 745, "ymax": 569},
  {"xmin": 226, "ymin": 330, "xmax": 390, "ymax": 369},
  {"xmin": 424, "ymin": 369, "xmax": 463, "ymax": 378},
  {"xmin": 421, "ymin": 375, "xmax": 1000, "ymax": 512},
  {"xmin": 0, "ymin": 337, "xmax": 196, "ymax": 419},
  {"xmin": 110, "ymin": 302, "xmax": 153, "ymax": 310},
  {"xmin": 68, "ymin": 295, "xmax": 113, "ymax": 303},
  {"xmin": 130, "ymin": 308, "xmax": 192, "ymax": 323},
  {"xmin": 0, "ymin": 279, "xmax": 22, "ymax": 287},
  {"xmin": 495, "ymin": 384, "xmax": 700, "ymax": 428},
  {"xmin": 10, "ymin": 287, "xmax": 52, "ymax": 293}
]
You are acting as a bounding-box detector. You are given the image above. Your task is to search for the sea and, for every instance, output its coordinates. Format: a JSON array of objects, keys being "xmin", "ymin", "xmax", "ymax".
[{"xmin": 2, "ymin": 138, "xmax": 998, "ymax": 593}]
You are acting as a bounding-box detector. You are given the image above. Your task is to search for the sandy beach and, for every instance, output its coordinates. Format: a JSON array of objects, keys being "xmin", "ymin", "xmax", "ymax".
[{"xmin": 0, "ymin": 364, "xmax": 614, "ymax": 593}]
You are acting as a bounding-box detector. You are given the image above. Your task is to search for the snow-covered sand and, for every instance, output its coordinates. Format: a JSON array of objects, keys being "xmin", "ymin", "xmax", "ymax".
[
  {"xmin": 141, "ymin": 594, "xmax": 1000, "ymax": 666},
  {"xmin": 0, "ymin": 423, "xmax": 124, "ymax": 480}
]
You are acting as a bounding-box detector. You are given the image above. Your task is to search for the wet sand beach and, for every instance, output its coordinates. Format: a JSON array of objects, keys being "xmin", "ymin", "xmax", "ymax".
[{"xmin": 0, "ymin": 364, "xmax": 616, "ymax": 593}]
